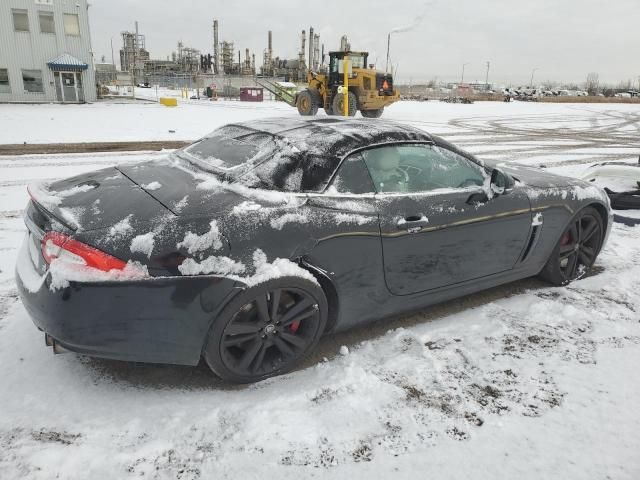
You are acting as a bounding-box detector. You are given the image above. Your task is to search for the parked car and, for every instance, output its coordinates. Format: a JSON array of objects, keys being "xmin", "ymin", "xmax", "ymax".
[
  {"xmin": 581, "ymin": 160, "xmax": 640, "ymax": 211},
  {"xmin": 16, "ymin": 117, "xmax": 612, "ymax": 383}
]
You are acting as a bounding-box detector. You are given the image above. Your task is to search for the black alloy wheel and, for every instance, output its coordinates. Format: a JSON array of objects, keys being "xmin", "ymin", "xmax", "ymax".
[
  {"xmin": 540, "ymin": 207, "xmax": 604, "ymax": 285},
  {"xmin": 204, "ymin": 277, "xmax": 327, "ymax": 383}
]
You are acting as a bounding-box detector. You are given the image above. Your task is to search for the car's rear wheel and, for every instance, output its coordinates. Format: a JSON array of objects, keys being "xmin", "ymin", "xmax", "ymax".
[
  {"xmin": 203, "ymin": 277, "xmax": 327, "ymax": 383},
  {"xmin": 539, "ymin": 206, "xmax": 604, "ymax": 286}
]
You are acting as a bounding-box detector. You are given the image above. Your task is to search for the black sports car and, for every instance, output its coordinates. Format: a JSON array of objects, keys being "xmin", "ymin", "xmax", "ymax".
[{"xmin": 16, "ymin": 117, "xmax": 612, "ymax": 383}]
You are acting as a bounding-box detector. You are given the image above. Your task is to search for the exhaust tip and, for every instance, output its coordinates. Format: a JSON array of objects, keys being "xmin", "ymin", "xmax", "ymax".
[
  {"xmin": 52, "ymin": 340, "xmax": 69, "ymax": 354},
  {"xmin": 44, "ymin": 333, "xmax": 53, "ymax": 347}
]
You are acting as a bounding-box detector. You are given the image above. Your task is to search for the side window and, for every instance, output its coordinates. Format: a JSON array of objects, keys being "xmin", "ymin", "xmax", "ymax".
[
  {"xmin": 12, "ymin": 9, "xmax": 29, "ymax": 32},
  {"xmin": 22, "ymin": 70, "xmax": 44, "ymax": 93},
  {"xmin": 327, "ymin": 154, "xmax": 375, "ymax": 194},
  {"xmin": 0, "ymin": 69, "xmax": 10, "ymax": 94},
  {"xmin": 39, "ymin": 11, "xmax": 55, "ymax": 34},
  {"xmin": 362, "ymin": 144, "xmax": 486, "ymax": 194},
  {"xmin": 64, "ymin": 13, "xmax": 80, "ymax": 36},
  {"xmin": 432, "ymin": 146, "xmax": 486, "ymax": 189}
]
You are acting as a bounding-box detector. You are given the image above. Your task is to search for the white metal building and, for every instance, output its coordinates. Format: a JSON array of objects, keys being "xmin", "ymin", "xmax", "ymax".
[{"xmin": 0, "ymin": 0, "xmax": 96, "ymax": 103}]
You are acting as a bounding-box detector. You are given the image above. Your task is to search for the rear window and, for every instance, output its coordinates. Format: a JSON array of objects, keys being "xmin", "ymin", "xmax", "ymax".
[
  {"xmin": 180, "ymin": 125, "xmax": 340, "ymax": 192},
  {"xmin": 183, "ymin": 126, "xmax": 272, "ymax": 169}
]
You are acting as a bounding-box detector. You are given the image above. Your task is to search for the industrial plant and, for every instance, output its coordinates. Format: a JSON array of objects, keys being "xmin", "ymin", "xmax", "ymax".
[{"xmin": 99, "ymin": 19, "xmax": 331, "ymax": 96}]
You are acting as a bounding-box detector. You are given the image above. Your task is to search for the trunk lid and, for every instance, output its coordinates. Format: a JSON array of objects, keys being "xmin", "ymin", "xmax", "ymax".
[
  {"xmin": 27, "ymin": 166, "xmax": 170, "ymax": 232},
  {"xmin": 117, "ymin": 157, "xmax": 267, "ymax": 217}
]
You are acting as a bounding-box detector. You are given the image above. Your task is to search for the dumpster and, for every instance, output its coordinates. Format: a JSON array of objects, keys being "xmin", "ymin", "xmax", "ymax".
[{"xmin": 239, "ymin": 87, "xmax": 264, "ymax": 102}]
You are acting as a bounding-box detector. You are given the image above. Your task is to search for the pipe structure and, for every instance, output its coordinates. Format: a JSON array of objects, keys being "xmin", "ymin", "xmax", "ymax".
[
  {"xmin": 308, "ymin": 26, "xmax": 314, "ymax": 71},
  {"xmin": 213, "ymin": 19, "xmax": 219, "ymax": 74}
]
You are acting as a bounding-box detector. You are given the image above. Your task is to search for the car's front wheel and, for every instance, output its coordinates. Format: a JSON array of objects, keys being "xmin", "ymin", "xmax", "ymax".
[
  {"xmin": 539, "ymin": 206, "xmax": 604, "ymax": 286},
  {"xmin": 203, "ymin": 277, "xmax": 327, "ymax": 383}
]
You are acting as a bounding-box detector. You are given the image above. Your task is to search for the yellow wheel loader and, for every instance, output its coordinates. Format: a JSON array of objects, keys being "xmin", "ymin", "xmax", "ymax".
[{"xmin": 296, "ymin": 51, "xmax": 400, "ymax": 118}]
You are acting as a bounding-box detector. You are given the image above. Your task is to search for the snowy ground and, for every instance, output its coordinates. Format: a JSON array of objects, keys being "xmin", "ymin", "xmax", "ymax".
[{"xmin": 0, "ymin": 101, "xmax": 639, "ymax": 479}]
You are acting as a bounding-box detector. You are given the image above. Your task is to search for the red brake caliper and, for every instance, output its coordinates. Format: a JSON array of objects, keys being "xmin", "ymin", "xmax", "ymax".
[
  {"xmin": 289, "ymin": 320, "xmax": 301, "ymax": 333},
  {"xmin": 560, "ymin": 232, "xmax": 571, "ymax": 246}
]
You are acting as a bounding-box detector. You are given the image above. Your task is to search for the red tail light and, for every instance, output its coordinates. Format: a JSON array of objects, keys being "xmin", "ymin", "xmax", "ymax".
[{"xmin": 41, "ymin": 231, "xmax": 127, "ymax": 272}]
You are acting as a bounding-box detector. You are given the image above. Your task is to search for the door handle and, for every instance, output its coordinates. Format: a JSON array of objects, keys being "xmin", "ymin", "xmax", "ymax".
[{"xmin": 397, "ymin": 215, "xmax": 429, "ymax": 233}]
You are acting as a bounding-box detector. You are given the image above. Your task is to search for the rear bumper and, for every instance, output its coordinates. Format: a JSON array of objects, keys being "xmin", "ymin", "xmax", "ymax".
[{"xmin": 15, "ymin": 236, "xmax": 239, "ymax": 366}]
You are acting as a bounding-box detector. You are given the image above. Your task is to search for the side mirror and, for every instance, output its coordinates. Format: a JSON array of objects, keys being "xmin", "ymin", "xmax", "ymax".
[{"xmin": 490, "ymin": 168, "xmax": 515, "ymax": 195}]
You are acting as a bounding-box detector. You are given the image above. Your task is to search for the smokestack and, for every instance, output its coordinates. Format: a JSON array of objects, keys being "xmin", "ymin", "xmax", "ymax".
[
  {"xmin": 268, "ymin": 30, "xmax": 272, "ymax": 53},
  {"xmin": 301, "ymin": 30, "xmax": 306, "ymax": 58},
  {"xmin": 213, "ymin": 19, "xmax": 219, "ymax": 74},
  {"xmin": 308, "ymin": 27, "xmax": 314, "ymax": 71}
]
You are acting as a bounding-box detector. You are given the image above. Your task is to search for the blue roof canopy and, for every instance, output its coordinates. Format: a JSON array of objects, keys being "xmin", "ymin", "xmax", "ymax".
[{"xmin": 47, "ymin": 53, "xmax": 88, "ymax": 72}]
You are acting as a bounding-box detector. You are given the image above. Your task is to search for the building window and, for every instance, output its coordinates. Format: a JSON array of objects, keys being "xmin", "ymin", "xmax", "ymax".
[
  {"xmin": 22, "ymin": 70, "xmax": 44, "ymax": 93},
  {"xmin": 63, "ymin": 14, "xmax": 80, "ymax": 36},
  {"xmin": 39, "ymin": 11, "xmax": 55, "ymax": 34},
  {"xmin": 12, "ymin": 9, "xmax": 29, "ymax": 32},
  {"xmin": 0, "ymin": 69, "xmax": 11, "ymax": 94}
]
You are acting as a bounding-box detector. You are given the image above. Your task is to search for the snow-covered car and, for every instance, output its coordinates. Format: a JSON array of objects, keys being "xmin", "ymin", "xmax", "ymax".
[
  {"xmin": 15, "ymin": 117, "xmax": 612, "ymax": 383},
  {"xmin": 581, "ymin": 160, "xmax": 640, "ymax": 210}
]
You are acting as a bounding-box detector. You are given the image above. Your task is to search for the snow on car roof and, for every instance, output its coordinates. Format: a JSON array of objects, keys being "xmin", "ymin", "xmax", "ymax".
[{"xmin": 185, "ymin": 117, "xmax": 434, "ymax": 193}]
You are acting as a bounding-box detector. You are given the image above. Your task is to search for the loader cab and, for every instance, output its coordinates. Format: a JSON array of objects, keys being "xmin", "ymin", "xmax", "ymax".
[{"xmin": 328, "ymin": 51, "xmax": 368, "ymax": 87}]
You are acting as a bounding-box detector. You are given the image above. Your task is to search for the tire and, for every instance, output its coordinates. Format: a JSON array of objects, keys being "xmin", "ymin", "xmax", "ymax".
[
  {"xmin": 539, "ymin": 206, "xmax": 604, "ymax": 286},
  {"xmin": 331, "ymin": 91, "xmax": 357, "ymax": 117},
  {"xmin": 361, "ymin": 108, "xmax": 384, "ymax": 118},
  {"xmin": 296, "ymin": 89, "xmax": 319, "ymax": 116},
  {"xmin": 203, "ymin": 276, "xmax": 328, "ymax": 383}
]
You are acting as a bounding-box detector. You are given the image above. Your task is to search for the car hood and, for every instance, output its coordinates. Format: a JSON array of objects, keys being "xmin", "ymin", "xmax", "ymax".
[{"xmin": 489, "ymin": 161, "xmax": 587, "ymax": 188}]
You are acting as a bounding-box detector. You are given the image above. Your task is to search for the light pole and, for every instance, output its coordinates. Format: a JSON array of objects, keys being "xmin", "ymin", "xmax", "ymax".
[
  {"xmin": 530, "ymin": 68, "xmax": 538, "ymax": 88},
  {"xmin": 385, "ymin": 32, "xmax": 393, "ymax": 73},
  {"xmin": 461, "ymin": 63, "xmax": 469, "ymax": 84}
]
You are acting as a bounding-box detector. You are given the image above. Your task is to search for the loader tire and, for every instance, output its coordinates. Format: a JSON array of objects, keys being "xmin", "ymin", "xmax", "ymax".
[{"xmin": 297, "ymin": 89, "xmax": 319, "ymax": 116}]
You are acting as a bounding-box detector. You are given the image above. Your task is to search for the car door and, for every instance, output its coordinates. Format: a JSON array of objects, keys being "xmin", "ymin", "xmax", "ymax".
[{"xmin": 360, "ymin": 143, "xmax": 532, "ymax": 296}]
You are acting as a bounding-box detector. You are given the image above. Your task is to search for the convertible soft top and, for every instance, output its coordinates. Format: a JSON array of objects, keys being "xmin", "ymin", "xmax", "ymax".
[{"xmin": 184, "ymin": 117, "xmax": 435, "ymax": 192}]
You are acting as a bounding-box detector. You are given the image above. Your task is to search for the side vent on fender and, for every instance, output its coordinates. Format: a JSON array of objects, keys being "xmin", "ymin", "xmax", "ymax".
[{"xmin": 520, "ymin": 213, "xmax": 543, "ymax": 263}]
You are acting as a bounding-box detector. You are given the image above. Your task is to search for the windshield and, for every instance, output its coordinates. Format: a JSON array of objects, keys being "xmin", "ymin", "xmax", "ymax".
[{"xmin": 349, "ymin": 55, "xmax": 365, "ymax": 69}]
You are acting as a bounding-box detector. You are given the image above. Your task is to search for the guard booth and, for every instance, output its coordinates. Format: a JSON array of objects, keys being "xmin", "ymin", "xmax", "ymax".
[
  {"xmin": 46, "ymin": 54, "xmax": 89, "ymax": 103},
  {"xmin": 239, "ymin": 87, "xmax": 263, "ymax": 102}
]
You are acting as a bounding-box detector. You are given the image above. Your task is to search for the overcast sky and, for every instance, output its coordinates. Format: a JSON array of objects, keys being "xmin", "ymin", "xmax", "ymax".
[{"xmin": 89, "ymin": 0, "xmax": 639, "ymax": 86}]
